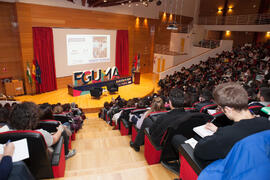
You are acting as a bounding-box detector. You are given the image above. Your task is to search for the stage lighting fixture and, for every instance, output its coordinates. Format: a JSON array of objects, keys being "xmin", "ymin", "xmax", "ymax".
[{"xmin": 156, "ymin": 0, "xmax": 161, "ymax": 6}]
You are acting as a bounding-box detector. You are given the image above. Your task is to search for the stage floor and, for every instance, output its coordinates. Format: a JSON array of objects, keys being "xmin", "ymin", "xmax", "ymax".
[{"xmin": 16, "ymin": 73, "xmax": 159, "ymax": 112}]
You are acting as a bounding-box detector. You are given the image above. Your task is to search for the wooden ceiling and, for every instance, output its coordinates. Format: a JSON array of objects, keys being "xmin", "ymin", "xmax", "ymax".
[{"xmin": 67, "ymin": 0, "xmax": 158, "ymax": 8}]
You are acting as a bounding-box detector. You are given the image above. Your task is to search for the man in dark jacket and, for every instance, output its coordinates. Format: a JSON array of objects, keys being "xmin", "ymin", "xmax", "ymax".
[
  {"xmin": 130, "ymin": 88, "xmax": 187, "ymax": 151},
  {"xmin": 194, "ymin": 82, "xmax": 270, "ymax": 161},
  {"xmin": 149, "ymin": 88, "xmax": 187, "ymax": 146}
]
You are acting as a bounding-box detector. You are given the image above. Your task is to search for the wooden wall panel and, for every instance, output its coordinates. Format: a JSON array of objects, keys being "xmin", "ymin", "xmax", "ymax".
[
  {"xmin": 12, "ymin": 2, "xmax": 178, "ymax": 94},
  {"xmin": 207, "ymin": 30, "xmax": 256, "ymax": 47},
  {"xmin": 56, "ymin": 76, "xmax": 73, "ymax": 89},
  {"xmin": 200, "ymin": 0, "xmax": 269, "ymax": 16},
  {"xmin": 0, "ymin": 2, "xmax": 23, "ymax": 94},
  {"xmin": 15, "ymin": 2, "xmax": 138, "ymax": 94}
]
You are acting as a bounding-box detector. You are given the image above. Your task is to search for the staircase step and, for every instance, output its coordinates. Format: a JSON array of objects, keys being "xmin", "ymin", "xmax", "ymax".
[
  {"xmin": 72, "ymin": 136, "xmax": 131, "ymax": 151},
  {"xmin": 64, "ymin": 160, "xmax": 148, "ymax": 177},
  {"xmin": 66, "ymin": 146, "xmax": 145, "ymax": 171},
  {"xmin": 75, "ymin": 130, "xmax": 121, "ymax": 139}
]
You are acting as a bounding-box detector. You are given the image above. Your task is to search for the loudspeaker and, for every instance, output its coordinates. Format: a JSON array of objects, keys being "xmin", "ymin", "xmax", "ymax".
[
  {"xmin": 89, "ymin": 87, "xmax": 103, "ymax": 98},
  {"xmin": 106, "ymin": 82, "xmax": 118, "ymax": 94}
]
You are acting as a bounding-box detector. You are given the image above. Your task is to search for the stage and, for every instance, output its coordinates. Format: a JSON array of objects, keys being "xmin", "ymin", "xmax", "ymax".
[{"xmin": 15, "ymin": 73, "xmax": 159, "ymax": 112}]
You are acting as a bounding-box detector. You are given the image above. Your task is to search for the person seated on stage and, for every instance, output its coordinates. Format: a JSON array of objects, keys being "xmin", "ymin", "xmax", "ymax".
[
  {"xmin": 249, "ymin": 87, "xmax": 270, "ymax": 107},
  {"xmin": 194, "ymin": 82, "xmax": 270, "ymax": 161},
  {"xmin": 130, "ymin": 88, "xmax": 187, "ymax": 152},
  {"xmin": 0, "ymin": 141, "xmax": 15, "ymax": 180},
  {"xmin": 135, "ymin": 97, "xmax": 166, "ymax": 129},
  {"xmin": 194, "ymin": 90, "xmax": 213, "ymax": 112},
  {"xmin": 5, "ymin": 102, "xmax": 76, "ymax": 160}
]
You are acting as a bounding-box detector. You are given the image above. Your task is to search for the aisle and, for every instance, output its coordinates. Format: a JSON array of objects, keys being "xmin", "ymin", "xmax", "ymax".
[{"xmin": 56, "ymin": 113, "xmax": 177, "ymax": 180}]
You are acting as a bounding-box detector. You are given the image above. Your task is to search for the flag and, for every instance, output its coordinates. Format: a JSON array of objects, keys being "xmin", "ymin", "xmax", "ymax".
[
  {"xmin": 32, "ymin": 59, "xmax": 42, "ymax": 84},
  {"xmin": 26, "ymin": 62, "xmax": 32, "ymax": 84},
  {"xmin": 35, "ymin": 60, "xmax": 42, "ymax": 84},
  {"xmin": 32, "ymin": 61, "xmax": 36, "ymax": 81},
  {"xmin": 134, "ymin": 54, "xmax": 138, "ymax": 69}
]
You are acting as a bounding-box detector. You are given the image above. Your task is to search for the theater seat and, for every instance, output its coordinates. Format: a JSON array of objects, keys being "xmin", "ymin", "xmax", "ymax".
[
  {"xmin": 178, "ymin": 144, "xmax": 207, "ymax": 180},
  {"xmin": 131, "ymin": 124, "xmax": 139, "ymax": 143},
  {"xmin": 117, "ymin": 107, "xmax": 136, "ymax": 135},
  {"xmin": 248, "ymin": 105, "xmax": 264, "ymax": 115},
  {"xmin": 144, "ymin": 113, "xmax": 211, "ymax": 165},
  {"xmin": 38, "ymin": 119, "xmax": 72, "ymax": 149},
  {"xmin": 0, "ymin": 130, "xmax": 65, "ymax": 179},
  {"xmin": 37, "ymin": 119, "xmax": 60, "ymax": 132},
  {"xmin": 199, "ymin": 104, "xmax": 217, "ymax": 113}
]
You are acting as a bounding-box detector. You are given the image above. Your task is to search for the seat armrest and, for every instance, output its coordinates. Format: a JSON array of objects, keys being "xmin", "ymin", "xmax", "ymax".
[
  {"xmin": 51, "ymin": 136, "xmax": 64, "ymax": 166},
  {"xmin": 144, "ymin": 128, "xmax": 162, "ymax": 151},
  {"xmin": 121, "ymin": 118, "xmax": 130, "ymax": 128},
  {"xmin": 132, "ymin": 124, "xmax": 139, "ymax": 131},
  {"xmin": 178, "ymin": 144, "xmax": 209, "ymax": 175}
]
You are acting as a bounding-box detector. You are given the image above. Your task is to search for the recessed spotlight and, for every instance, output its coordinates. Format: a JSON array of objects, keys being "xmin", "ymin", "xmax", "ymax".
[
  {"xmin": 104, "ymin": 0, "xmax": 107, "ymax": 2},
  {"xmin": 129, "ymin": 0, "xmax": 131, "ymax": 3},
  {"xmin": 136, "ymin": 3, "xmax": 138, "ymax": 6},
  {"xmin": 121, "ymin": 2, "xmax": 125, "ymax": 5}
]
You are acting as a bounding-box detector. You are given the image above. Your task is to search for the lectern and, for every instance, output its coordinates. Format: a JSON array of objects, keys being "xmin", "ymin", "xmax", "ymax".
[{"xmin": 134, "ymin": 72, "xmax": 140, "ymax": 84}]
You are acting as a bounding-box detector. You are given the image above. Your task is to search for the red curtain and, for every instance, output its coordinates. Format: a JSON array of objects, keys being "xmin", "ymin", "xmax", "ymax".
[
  {"xmin": 33, "ymin": 27, "xmax": 57, "ymax": 93},
  {"xmin": 115, "ymin": 30, "xmax": 129, "ymax": 76}
]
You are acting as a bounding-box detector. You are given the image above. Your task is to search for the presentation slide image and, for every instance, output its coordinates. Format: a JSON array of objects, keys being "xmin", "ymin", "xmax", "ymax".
[{"xmin": 67, "ymin": 34, "xmax": 110, "ymax": 66}]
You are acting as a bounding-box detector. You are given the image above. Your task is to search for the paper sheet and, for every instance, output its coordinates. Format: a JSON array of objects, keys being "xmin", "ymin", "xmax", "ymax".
[
  {"xmin": 185, "ymin": 138, "xmax": 198, "ymax": 149},
  {"xmin": 0, "ymin": 138, "xmax": 29, "ymax": 162},
  {"xmin": 193, "ymin": 124, "xmax": 214, "ymax": 138}
]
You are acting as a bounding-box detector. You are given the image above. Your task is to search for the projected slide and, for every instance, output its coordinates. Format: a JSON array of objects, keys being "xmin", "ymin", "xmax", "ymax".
[{"xmin": 67, "ymin": 35, "xmax": 110, "ymax": 66}]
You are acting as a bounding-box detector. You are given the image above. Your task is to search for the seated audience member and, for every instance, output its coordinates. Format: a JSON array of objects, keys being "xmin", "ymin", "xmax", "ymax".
[
  {"xmin": 194, "ymin": 90, "xmax": 213, "ymax": 112},
  {"xmin": 130, "ymin": 88, "xmax": 186, "ymax": 151},
  {"xmin": 7, "ymin": 102, "xmax": 76, "ymax": 160},
  {"xmin": 0, "ymin": 142, "xmax": 14, "ymax": 180},
  {"xmin": 249, "ymin": 87, "xmax": 270, "ymax": 107},
  {"xmin": 149, "ymin": 88, "xmax": 187, "ymax": 146},
  {"xmin": 135, "ymin": 97, "xmax": 165, "ymax": 129},
  {"xmin": 54, "ymin": 104, "xmax": 82, "ymax": 132},
  {"xmin": 194, "ymin": 82, "xmax": 270, "ymax": 161},
  {"xmin": 128, "ymin": 99, "xmax": 149, "ymax": 125},
  {"xmin": 0, "ymin": 107, "xmax": 9, "ymax": 128},
  {"xmin": 39, "ymin": 103, "xmax": 76, "ymax": 159}
]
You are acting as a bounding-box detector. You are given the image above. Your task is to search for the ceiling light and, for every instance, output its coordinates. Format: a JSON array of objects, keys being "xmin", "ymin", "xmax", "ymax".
[
  {"xmin": 128, "ymin": 4, "xmax": 131, "ymax": 7},
  {"xmin": 166, "ymin": 22, "xmax": 178, "ymax": 30},
  {"xmin": 121, "ymin": 2, "xmax": 125, "ymax": 5},
  {"xmin": 104, "ymin": 0, "xmax": 107, "ymax": 2},
  {"xmin": 136, "ymin": 3, "xmax": 138, "ymax": 6}
]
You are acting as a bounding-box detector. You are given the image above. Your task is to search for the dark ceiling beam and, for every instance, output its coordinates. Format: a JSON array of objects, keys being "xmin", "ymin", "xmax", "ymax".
[
  {"xmin": 94, "ymin": 0, "xmax": 141, "ymax": 7},
  {"xmin": 89, "ymin": 0, "xmax": 104, "ymax": 7}
]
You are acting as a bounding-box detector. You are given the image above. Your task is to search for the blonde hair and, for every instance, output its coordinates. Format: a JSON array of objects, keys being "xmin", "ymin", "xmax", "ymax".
[{"xmin": 145, "ymin": 97, "xmax": 165, "ymax": 117}]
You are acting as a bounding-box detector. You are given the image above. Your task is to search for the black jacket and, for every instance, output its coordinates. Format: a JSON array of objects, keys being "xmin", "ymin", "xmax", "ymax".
[
  {"xmin": 194, "ymin": 117, "xmax": 270, "ymax": 161},
  {"xmin": 149, "ymin": 108, "xmax": 187, "ymax": 146}
]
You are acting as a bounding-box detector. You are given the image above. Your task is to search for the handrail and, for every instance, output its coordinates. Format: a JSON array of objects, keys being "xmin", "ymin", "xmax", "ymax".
[{"xmin": 199, "ymin": 13, "xmax": 270, "ymax": 25}]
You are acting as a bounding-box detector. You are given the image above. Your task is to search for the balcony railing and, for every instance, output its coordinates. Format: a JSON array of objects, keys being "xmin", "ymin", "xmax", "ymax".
[
  {"xmin": 199, "ymin": 13, "xmax": 270, "ymax": 25},
  {"xmin": 194, "ymin": 39, "xmax": 220, "ymax": 49}
]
